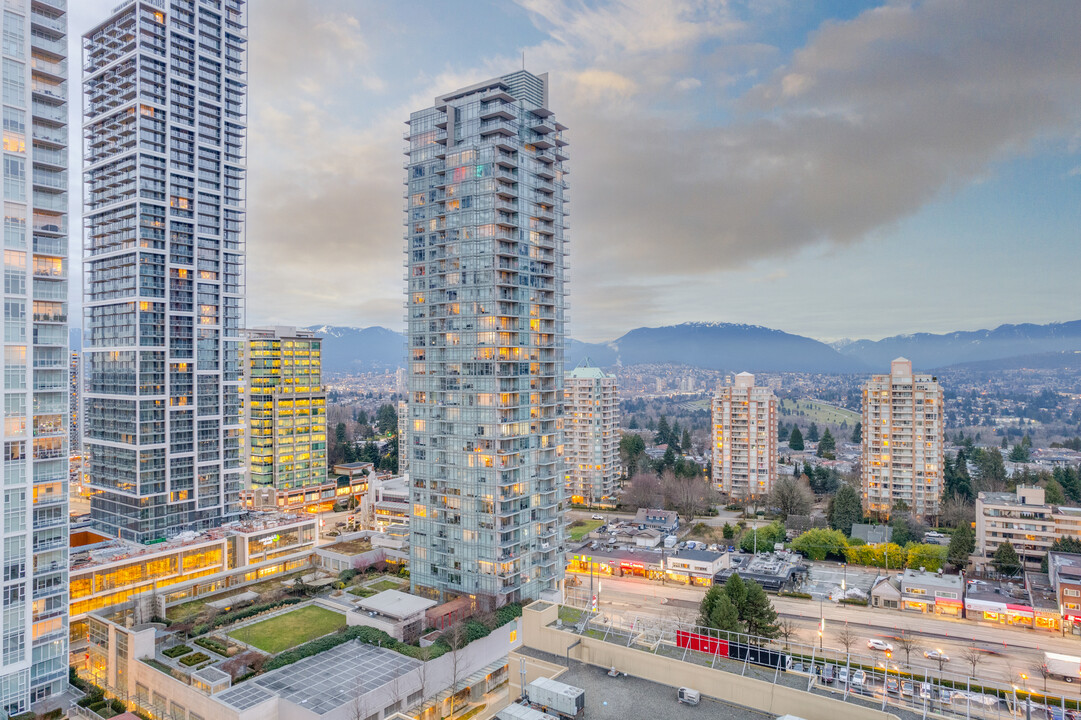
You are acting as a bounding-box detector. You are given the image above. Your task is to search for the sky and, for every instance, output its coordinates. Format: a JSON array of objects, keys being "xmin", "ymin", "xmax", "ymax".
[{"xmin": 70, "ymin": 1, "xmax": 1081, "ymax": 342}]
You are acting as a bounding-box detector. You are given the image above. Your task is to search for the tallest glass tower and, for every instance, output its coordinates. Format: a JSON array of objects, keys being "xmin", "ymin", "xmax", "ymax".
[
  {"xmin": 0, "ymin": 0, "xmax": 70, "ymax": 712},
  {"xmin": 82, "ymin": 0, "xmax": 247, "ymax": 543},
  {"xmin": 405, "ymin": 70, "xmax": 567, "ymax": 608}
]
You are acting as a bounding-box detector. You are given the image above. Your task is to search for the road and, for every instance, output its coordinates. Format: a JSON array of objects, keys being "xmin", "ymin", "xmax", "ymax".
[{"xmin": 572, "ymin": 572, "xmax": 1081, "ymax": 696}]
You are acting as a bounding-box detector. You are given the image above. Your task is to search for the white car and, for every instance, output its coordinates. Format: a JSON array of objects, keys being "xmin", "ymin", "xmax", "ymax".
[
  {"xmin": 850, "ymin": 669, "xmax": 866, "ymax": 688},
  {"xmin": 867, "ymin": 639, "xmax": 894, "ymax": 652},
  {"xmin": 925, "ymin": 531, "xmax": 945, "ymax": 538},
  {"xmin": 591, "ymin": 514, "xmax": 604, "ymax": 520},
  {"xmin": 924, "ymin": 649, "xmax": 949, "ymax": 662}
]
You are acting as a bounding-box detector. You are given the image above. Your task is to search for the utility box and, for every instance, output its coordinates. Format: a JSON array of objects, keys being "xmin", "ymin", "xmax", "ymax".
[{"xmin": 526, "ymin": 678, "xmax": 585, "ymax": 719}]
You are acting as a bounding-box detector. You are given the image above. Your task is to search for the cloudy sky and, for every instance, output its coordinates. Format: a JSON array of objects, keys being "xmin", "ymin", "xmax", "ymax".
[{"xmin": 71, "ymin": 1, "xmax": 1081, "ymax": 342}]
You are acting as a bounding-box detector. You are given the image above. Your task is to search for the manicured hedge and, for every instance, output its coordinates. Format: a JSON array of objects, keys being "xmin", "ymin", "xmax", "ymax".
[
  {"xmin": 179, "ymin": 652, "xmax": 211, "ymax": 667},
  {"xmin": 162, "ymin": 644, "xmax": 192, "ymax": 658},
  {"xmin": 192, "ymin": 597, "xmax": 305, "ymax": 635},
  {"xmin": 195, "ymin": 636, "xmax": 229, "ymax": 656}
]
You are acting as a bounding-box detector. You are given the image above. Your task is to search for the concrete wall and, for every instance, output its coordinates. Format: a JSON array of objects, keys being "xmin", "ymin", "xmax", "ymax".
[{"xmin": 520, "ymin": 603, "xmax": 901, "ymax": 720}]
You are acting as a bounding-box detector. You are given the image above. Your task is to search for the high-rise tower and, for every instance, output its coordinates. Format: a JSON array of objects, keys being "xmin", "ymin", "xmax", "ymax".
[
  {"xmin": 564, "ymin": 360, "xmax": 620, "ymax": 505},
  {"xmin": 82, "ymin": 0, "xmax": 247, "ymax": 542},
  {"xmin": 861, "ymin": 358, "xmax": 944, "ymax": 520},
  {"xmin": 0, "ymin": 0, "xmax": 71, "ymax": 711},
  {"xmin": 712, "ymin": 372, "xmax": 778, "ymax": 499},
  {"xmin": 405, "ymin": 70, "xmax": 567, "ymax": 607}
]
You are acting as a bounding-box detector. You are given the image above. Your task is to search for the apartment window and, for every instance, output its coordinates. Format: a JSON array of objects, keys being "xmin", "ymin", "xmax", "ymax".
[
  {"xmin": 1064, "ymin": 588, "xmax": 1080, "ymax": 598},
  {"xmin": 2, "ymin": 155, "xmax": 23, "ymax": 201},
  {"xmin": 2, "ymin": 59, "xmax": 23, "ymax": 107}
]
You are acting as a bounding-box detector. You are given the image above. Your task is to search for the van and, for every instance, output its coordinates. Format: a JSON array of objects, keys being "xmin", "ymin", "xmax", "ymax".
[{"xmin": 677, "ymin": 687, "xmax": 700, "ymax": 705}]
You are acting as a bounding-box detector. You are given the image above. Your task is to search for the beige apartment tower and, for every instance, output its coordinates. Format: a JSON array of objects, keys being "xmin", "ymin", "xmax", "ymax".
[
  {"xmin": 861, "ymin": 358, "xmax": 944, "ymax": 520},
  {"xmin": 712, "ymin": 372, "xmax": 778, "ymax": 499},
  {"xmin": 564, "ymin": 360, "xmax": 620, "ymax": 504}
]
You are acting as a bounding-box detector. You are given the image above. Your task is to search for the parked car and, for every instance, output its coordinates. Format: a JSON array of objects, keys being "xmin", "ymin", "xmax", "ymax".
[
  {"xmin": 821, "ymin": 664, "xmax": 836, "ymax": 684},
  {"xmin": 901, "ymin": 680, "xmax": 914, "ymax": 697},
  {"xmin": 850, "ymin": 669, "xmax": 866, "ymax": 688},
  {"xmin": 592, "ymin": 514, "xmax": 604, "ymax": 520},
  {"xmin": 867, "ymin": 639, "xmax": 894, "ymax": 652},
  {"xmin": 925, "ymin": 531, "xmax": 945, "ymax": 539},
  {"xmin": 919, "ymin": 682, "xmax": 931, "ymax": 700},
  {"xmin": 837, "ymin": 667, "xmax": 848, "ymax": 684},
  {"xmin": 885, "ymin": 677, "xmax": 900, "ymax": 694},
  {"xmin": 924, "ymin": 649, "xmax": 949, "ymax": 662},
  {"xmin": 937, "ymin": 689, "xmax": 953, "ymax": 704}
]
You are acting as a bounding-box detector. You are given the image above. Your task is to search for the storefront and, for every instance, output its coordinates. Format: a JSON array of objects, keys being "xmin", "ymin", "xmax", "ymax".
[
  {"xmin": 1005, "ymin": 603, "xmax": 1034, "ymax": 628},
  {"xmin": 934, "ymin": 597, "xmax": 963, "ymax": 618},
  {"xmin": 965, "ymin": 597, "xmax": 1007, "ymax": 624}
]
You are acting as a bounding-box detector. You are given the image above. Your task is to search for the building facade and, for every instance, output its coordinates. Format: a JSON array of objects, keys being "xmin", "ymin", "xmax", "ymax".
[
  {"xmin": 242, "ymin": 327, "xmax": 326, "ymax": 502},
  {"xmin": 0, "ymin": 0, "xmax": 71, "ymax": 710},
  {"xmin": 974, "ymin": 486, "xmax": 1081, "ymax": 571},
  {"xmin": 563, "ymin": 360, "xmax": 619, "ymax": 504},
  {"xmin": 69, "ymin": 350, "xmax": 79, "ymax": 453},
  {"xmin": 861, "ymin": 358, "xmax": 944, "ymax": 519},
  {"xmin": 711, "ymin": 372, "xmax": 777, "ymax": 499},
  {"xmin": 405, "ymin": 70, "xmax": 567, "ymax": 607},
  {"xmin": 82, "ymin": 0, "xmax": 247, "ymax": 542}
]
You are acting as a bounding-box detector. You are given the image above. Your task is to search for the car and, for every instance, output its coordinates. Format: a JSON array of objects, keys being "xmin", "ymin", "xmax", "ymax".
[
  {"xmin": 919, "ymin": 682, "xmax": 931, "ymax": 700},
  {"xmin": 591, "ymin": 514, "xmax": 604, "ymax": 520},
  {"xmin": 708, "ymin": 544, "xmax": 719, "ymax": 552},
  {"xmin": 836, "ymin": 667, "xmax": 848, "ymax": 684},
  {"xmin": 867, "ymin": 639, "xmax": 894, "ymax": 652},
  {"xmin": 885, "ymin": 677, "xmax": 900, "ymax": 694},
  {"xmin": 924, "ymin": 649, "xmax": 949, "ymax": 662},
  {"xmin": 901, "ymin": 680, "xmax": 914, "ymax": 697},
  {"xmin": 937, "ymin": 689, "xmax": 953, "ymax": 704},
  {"xmin": 821, "ymin": 664, "xmax": 836, "ymax": 684},
  {"xmin": 850, "ymin": 669, "xmax": 866, "ymax": 688},
  {"xmin": 925, "ymin": 531, "xmax": 945, "ymax": 538}
]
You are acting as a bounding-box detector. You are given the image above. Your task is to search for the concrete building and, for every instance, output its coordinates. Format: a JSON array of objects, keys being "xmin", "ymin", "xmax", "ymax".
[
  {"xmin": 0, "ymin": 0, "xmax": 71, "ymax": 709},
  {"xmin": 242, "ymin": 327, "xmax": 327, "ymax": 505},
  {"xmin": 405, "ymin": 70, "xmax": 567, "ymax": 607},
  {"xmin": 69, "ymin": 513, "xmax": 318, "ymax": 640},
  {"xmin": 563, "ymin": 360, "xmax": 619, "ymax": 505},
  {"xmin": 69, "ymin": 351, "xmax": 80, "ymax": 453},
  {"xmin": 973, "ymin": 486, "xmax": 1081, "ymax": 570},
  {"xmin": 1046, "ymin": 552, "xmax": 1081, "ymax": 633},
  {"xmin": 861, "ymin": 358, "xmax": 944, "ymax": 520},
  {"xmin": 82, "ymin": 0, "xmax": 248, "ymax": 542},
  {"xmin": 711, "ymin": 372, "xmax": 778, "ymax": 499},
  {"xmin": 664, "ymin": 549, "xmax": 728, "ymax": 586},
  {"xmin": 351, "ymin": 589, "xmax": 436, "ymax": 643},
  {"xmin": 898, "ymin": 568, "xmax": 963, "ymax": 616}
]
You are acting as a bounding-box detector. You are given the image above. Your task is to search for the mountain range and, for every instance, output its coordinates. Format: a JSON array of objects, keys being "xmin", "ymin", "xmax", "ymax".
[{"xmin": 290, "ymin": 319, "xmax": 1081, "ymax": 375}]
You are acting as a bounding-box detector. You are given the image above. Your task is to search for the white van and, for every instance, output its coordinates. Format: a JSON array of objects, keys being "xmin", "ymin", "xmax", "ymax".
[{"xmin": 677, "ymin": 687, "xmax": 700, "ymax": 705}]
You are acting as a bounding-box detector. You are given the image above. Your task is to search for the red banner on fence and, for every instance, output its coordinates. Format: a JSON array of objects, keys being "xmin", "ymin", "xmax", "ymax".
[{"xmin": 677, "ymin": 629, "xmax": 729, "ymax": 657}]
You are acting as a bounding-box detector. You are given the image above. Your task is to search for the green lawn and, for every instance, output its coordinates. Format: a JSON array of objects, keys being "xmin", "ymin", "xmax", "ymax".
[
  {"xmin": 779, "ymin": 398, "xmax": 860, "ymax": 428},
  {"xmin": 368, "ymin": 578, "xmax": 406, "ymax": 592},
  {"xmin": 227, "ymin": 605, "xmax": 345, "ymax": 654},
  {"xmin": 567, "ymin": 519, "xmax": 602, "ymax": 541}
]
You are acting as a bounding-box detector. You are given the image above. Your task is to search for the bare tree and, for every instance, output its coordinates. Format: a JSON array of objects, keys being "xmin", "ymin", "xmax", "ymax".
[
  {"xmin": 940, "ymin": 495, "xmax": 975, "ymax": 529},
  {"xmin": 624, "ymin": 473, "xmax": 663, "ymax": 509},
  {"xmin": 895, "ymin": 632, "xmax": 920, "ymax": 668},
  {"xmin": 413, "ymin": 645, "xmax": 431, "ymax": 714},
  {"xmin": 769, "ymin": 476, "xmax": 813, "ymax": 521},
  {"xmin": 668, "ymin": 472, "xmax": 708, "ymax": 523},
  {"xmin": 1030, "ymin": 661, "xmax": 1050, "ymax": 694},
  {"xmin": 835, "ymin": 625, "xmax": 858, "ymax": 655},
  {"xmin": 444, "ymin": 623, "xmax": 469, "ymax": 717},
  {"xmin": 776, "ymin": 619, "xmax": 799, "ymax": 650},
  {"xmin": 960, "ymin": 646, "xmax": 985, "ymax": 678}
]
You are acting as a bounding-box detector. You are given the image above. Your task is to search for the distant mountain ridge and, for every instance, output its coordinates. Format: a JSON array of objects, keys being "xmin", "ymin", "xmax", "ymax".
[{"xmin": 71, "ymin": 319, "xmax": 1081, "ymax": 375}]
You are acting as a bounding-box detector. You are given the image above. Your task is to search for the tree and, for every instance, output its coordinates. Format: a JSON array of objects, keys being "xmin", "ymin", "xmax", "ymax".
[
  {"xmin": 681, "ymin": 428, "xmax": 692, "ymax": 454},
  {"xmin": 1041, "ymin": 536, "xmax": 1081, "ymax": 572},
  {"xmin": 807, "ymin": 423, "xmax": 820, "ymax": 443},
  {"xmin": 669, "ymin": 474, "xmax": 708, "ymax": 523},
  {"xmin": 816, "ymin": 429, "xmax": 836, "ymax": 459},
  {"xmin": 698, "ymin": 585, "xmax": 741, "ymax": 633},
  {"xmin": 889, "ymin": 511, "xmax": 924, "ymax": 547},
  {"xmin": 1044, "ymin": 479, "xmax": 1066, "ymax": 505},
  {"xmin": 769, "ymin": 476, "xmax": 813, "ymax": 521},
  {"xmin": 619, "ymin": 433, "xmax": 647, "ymax": 477},
  {"xmin": 974, "ymin": 447, "xmax": 1007, "ymax": 492},
  {"xmin": 828, "ymin": 484, "xmax": 862, "ymax": 535},
  {"xmin": 777, "ymin": 618, "xmax": 799, "ymax": 650},
  {"xmin": 851, "ymin": 422, "xmax": 862, "ymax": 443},
  {"xmin": 788, "ymin": 426, "xmax": 804, "ymax": 451},
  {"xmin": 739, "ymin": 521, "xmax": 785, "ymax": 554},
  {"xmin": 960, "ymin": 646, "xmax": 985, "ymax": 678},
  {"xmin": 947, "ymin": 524, "xmax": 975, "ymax": 570},
  {"xmin": 778, "ymin": 422, "xmax": 790, "ymax": 442},
  {"xmin": 895, "ymin": 632, "xmax": 920, "ymax": 667},
  {"xmin": 624, "ymin": 473, "xmax": 663, "ymax": 509},
  {"xmin": 654, "ymin": 416, "xmax": 672, "ymax": 446},
  {"xmin": 443, "ymin": 622, "xmax": 469, "ymax": 717},
  {"xmin": 721, "ymin": 522, "xmax": 735, "ymax": 540},
  {"xmin": 741, "ymin": 579, "xmax": 780, "ymax": 639},
  {"xmin": 992, "ymin": 541, "xmax": 1022, "ymax": 577},
  {"xmin": 1008, "ymin": 443, "xmax": 1031, "ymax": 463},
  {"xmin": 376, "ymin": 403, "xmax": 398, "ymax": 435},
  {"xmin": 627, "ymin": 415, "xmax": 639, "ymax": 430},
  {"xmin": 791, "ymin": 528, "xmax": 848, "ymax": 561},
  {"xmin": 940, "ymin": 495, "xmax": 974, "ymax": 529},
  {"xmin": 836, "ymin": 625, "xmax": 859, "ymax": 655},
  {"xmin": 905, "ymin": 543, "xmax": 946, "ymax": 572},
  {"xmin": 1030, "ymin": 661, "xmax": 1051, "ymax": 693}
]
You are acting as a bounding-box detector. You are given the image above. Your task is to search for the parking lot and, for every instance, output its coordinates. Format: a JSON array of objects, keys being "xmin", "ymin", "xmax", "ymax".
[{"xmin": 800, "ymin": 561, "xmax": 880, "ymax": 600}]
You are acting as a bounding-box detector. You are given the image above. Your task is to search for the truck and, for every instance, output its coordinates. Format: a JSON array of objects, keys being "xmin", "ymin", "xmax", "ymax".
[
  {"xmin": 1044, "ymin": 652, "xmax": 1081, "ymax": 683},
  {"xmin": 526, "ymin": 678, "xmax": 585, "ymax": 719}
]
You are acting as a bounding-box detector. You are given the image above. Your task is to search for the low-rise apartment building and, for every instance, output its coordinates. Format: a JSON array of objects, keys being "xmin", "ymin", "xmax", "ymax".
[{"xmin": 974, "ymin": 486, "xmax": 1081, "ymax": 570}]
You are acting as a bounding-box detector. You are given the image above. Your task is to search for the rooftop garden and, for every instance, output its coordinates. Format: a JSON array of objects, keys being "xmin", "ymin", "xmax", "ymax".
[{"xmin": 228, "ymin": 605, "xmax": 346, "ymax": 654}]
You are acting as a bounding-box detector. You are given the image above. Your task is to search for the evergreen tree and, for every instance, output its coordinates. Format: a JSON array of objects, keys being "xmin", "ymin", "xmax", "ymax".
[
  {"xmin": 723, "ymin": 573, "xmax": 747, "ymax": 615},
  {"xmin": 741, "ymin": 580, "xmax": 780, "ymax": 639},
  {"xmin": 1001, "ymin": 435, "xmax": 1008, "ymax": 450},
  {"xmin": 335, "ymin": 422, "xmax": 347, "ymax": 445},
  {"xmin": 709, "ymin": 593, "xmax": 742, "ymax": 633},
  {"xmin": 376, "ymin": 403, "xmax": 398, "ymax": 435},
  {"xmin": 992, "ymin": 541, "xmax": 1022, "ymax": 577},
  {"xmin": 1045, "ymin": 479, "xmax": 1066, "ymax": 505},
  {"xmin": 947, "ymin": 524, "xmax": 975, "ymax": 570},
  {"xmin": 851, "ymin": 422, "xmax": 862, "ymax": 443},
  {"xmin": 1008, "ymin": 443, "xmax": 1031, "ymax": 463},
  {"xmin": 628, "ymin": 415, "xmax": 639, "ymax": 430},
  {"xmin": 807, "ymin": 423, "xmax": 820, "ymax": 443},
  {"xmin": 816, "ymin": 429, "xmax": 836, "ymax": 459},
  {"xmin": 655, "ymin": 416, "xmax": 671, "ymax": 446},
  {"xmin": 682, "ymin": 428, "xmax": 692, "ymax": 453},
  {"xmin": 828, "ymin": 484, "xmax": 863, "ymax": 535},
  {"xmin": 358, "ymin": 440, "xmax": 380, "ymax": 464},
  {"xmin": 778, "ymin": 422, "xmax": 790, "ymax": 442},
  {"xmin": 788, "ymin": 426, "xmax": 804, "ymax": 451}
]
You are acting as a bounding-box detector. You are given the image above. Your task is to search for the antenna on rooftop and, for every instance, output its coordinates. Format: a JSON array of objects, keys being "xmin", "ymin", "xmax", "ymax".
[{"xmin": 522, "ymin": 51, "xmax": 525, "ymax": 70}]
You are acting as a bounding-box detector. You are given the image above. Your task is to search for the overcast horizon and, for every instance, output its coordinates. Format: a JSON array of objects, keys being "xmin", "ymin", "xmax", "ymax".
[{"xmin": 70, "ymin": 1, "xmax": 1081, "ymax": 342}]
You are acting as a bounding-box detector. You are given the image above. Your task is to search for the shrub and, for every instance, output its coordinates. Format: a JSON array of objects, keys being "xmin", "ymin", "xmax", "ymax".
[
  {"xmin": 77, "ymin": 690, "xmax": 105, "ymax": 708},
  {"xmin": 339, "ymin": 568, "xmax": 360, "ymax": 583},
  {"xmin": 191, "ymin": 597, "xmax": 305, "ymax": 635},
  {"xmin": 840, "ymin": 598, "xmax": 869, "ymax": 606},
  {"xmin": 111, "ymin": 699, "xmax": 127, "ymax": 713},
  {"xmin": 195, "ymin": 636, "xmax": 230, "ymax": 656},
  {"xmin": 162, "ymin": 644, "xmax": 192, "ymax": 658},
  {"xmin": 493, "ymin": 603, "xmax": 523, "ymax": 628},
  {"xmin": 779, "ymin": 591, "xmax": 813, "ymax": 600},
  {"xmin": 179, "ymin": 652, "xmax": 210, "ymax": 667}
]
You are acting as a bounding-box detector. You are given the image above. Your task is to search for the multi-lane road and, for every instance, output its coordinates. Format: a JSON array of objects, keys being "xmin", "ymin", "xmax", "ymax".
[{"xmin": 572, "ymin": 571, "xmax": 1081, "ymax": 697}]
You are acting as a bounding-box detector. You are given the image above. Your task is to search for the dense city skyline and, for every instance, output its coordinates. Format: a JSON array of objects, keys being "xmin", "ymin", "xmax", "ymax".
[{"xmin": 63, "ymin": 0, "xmax": 1081, "ymax": 342}]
